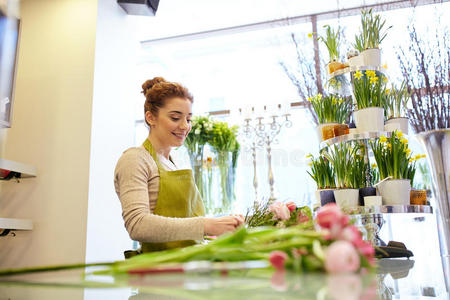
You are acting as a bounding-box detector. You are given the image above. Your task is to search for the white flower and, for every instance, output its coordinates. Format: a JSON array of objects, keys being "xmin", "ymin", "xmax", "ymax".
[{"xmin": 194, "ymin": 128, "xmax": 201, "ymax": 135}]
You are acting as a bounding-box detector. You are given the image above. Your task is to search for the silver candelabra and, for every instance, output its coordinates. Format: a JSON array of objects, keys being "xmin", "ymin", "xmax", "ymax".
[{"xmin": 241, "ymin": 105, "xmax": 292, "ymax": 204}]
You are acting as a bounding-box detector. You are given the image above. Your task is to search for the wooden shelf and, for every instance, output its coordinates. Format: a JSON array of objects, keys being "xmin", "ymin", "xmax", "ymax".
[
  {"xmin": 0, "ymin": 158, "xmax": 37, "ymax": 178},
  {"xmin": 0, "ymin": 218, "xmax": 33, "ymax": 230}
]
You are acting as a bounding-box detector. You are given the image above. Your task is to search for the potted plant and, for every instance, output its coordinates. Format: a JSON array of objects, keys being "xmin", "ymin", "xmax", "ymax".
[
  {"xmin": 352, "ymin": 70, "xmax": 388, "ymax": 132},
  {"xmin": 370, "ymin": 131, "xmax": 414, "ymax": 205},
  {"xmin": 307, "ymin": 154, "xmax": 336, "ymax": 207},
  {"xmin": 322, "ymin": 144, "xmax": 360, "ymax": 208},
  {"xmin": 384, "ymin": 80, "xmax": 410, "ymax": 134},
  {"xmin": 353, "ymin": 9, "xmax": 392, "ymax": 66},
  {"xmin": 309, "ymin": 93, "xmax": 352, "ymax": 142},
  {"xmin": 317, "ymin": 25, "xmax": 345, "ymax": 74}
]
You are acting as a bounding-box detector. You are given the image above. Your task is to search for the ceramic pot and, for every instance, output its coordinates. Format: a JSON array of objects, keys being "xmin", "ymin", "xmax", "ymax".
[
  {"xmin": 377, "ymin": 179, "xmax": 411, "ymax": 205},
  {"xmin": 333, "ymin": 189, "xmax": 360, "ymax": 208},
  {"xmin": 319, "ymin": 190, "xmax": 336, "ymax": 206},
  {"xmin": 359, "ymin": 187, "xmax": 377, "ymax": 206},
  {"xmin": 348, "ymin": 55, "xmax": 363, "ymax": 67},
  {"xmin": 385, "ymin": 117, "xmax": 409, "ymax": 135},
  {"xmin": 361, "ymin": 48, "xmax": 381, "ymax": 66},
  {"xmin": 353, "ymin": 107, "xmax": 384, "ymax": 133}
]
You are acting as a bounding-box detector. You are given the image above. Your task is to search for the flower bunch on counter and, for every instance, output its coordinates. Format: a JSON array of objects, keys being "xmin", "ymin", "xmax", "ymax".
[{"xmin": 245, "ymin": 201, "xmax": 313, "ymax": 229}]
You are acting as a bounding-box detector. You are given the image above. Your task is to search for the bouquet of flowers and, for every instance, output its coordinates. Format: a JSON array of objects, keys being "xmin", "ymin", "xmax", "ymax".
[
  {"xmin": 352, "ymin": 70, "xmax": 388, "ymax": 109},
  {"xmin": 245, "ymin": 201, "xmax": 313, "ymax": 229}
]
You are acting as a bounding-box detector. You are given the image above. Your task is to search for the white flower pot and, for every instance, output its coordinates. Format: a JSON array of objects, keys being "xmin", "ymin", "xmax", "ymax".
[
  {"xmin": 377, "ymin": 179, "xmax": 411, "ymax": 205},
  {"xmin": 361, "ymin": 48, "xmax": 381, "ymax": 66},
  {"xmin": 348, "ymin": 55, "xmax": 363, "ymax": 68},
  {"xmin": 385, "ymin": 117, "xmax": 409, "ymax": 135},
  {"xmin": 333, "ymin": 189, "xmax": 360, "ymax": 208},
  {"xmin": 353, "ymin": 107, "xmax": 384, "ymax": 133},
  {"xmin": 315, "ymin": 123, "xmax": 339, "ymax": 142}
]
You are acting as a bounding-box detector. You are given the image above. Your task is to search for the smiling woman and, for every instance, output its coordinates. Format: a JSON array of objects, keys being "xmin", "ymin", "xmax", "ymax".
[{"xmin": 114, "ymin": 77, "xmax": 244, "ymax": 257}]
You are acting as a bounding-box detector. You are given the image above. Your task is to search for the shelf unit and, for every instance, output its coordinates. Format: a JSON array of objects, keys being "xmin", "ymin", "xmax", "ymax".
[
  {"xmin": 319, "ymin": 131, "xmax": 393, "ymax": 149},
  {"xmin": 0, "ymin": 218, "xmax": 33, "ymax": 231},
  {"xmin": 329, "ymin": 65, "xmax": 387, "ymax": 78},
  {"xmin": 0, "ymin": 158, "xmax": 36, "ymax": 234},
  {"xmin": 0, "ymin": 158, "xmax": 37, "ymax": 178},
  {"xmin": 343, "ymin": 205, "xmax": 433, "ymax": 215}
]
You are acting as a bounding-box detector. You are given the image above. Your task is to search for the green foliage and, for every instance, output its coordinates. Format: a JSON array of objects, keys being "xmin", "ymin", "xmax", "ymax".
[
  {"xmin": 369, "ymin": 131, "xmax": 419, "ymax": 180},
  {"xmin": 306, "ymin": 154, "xmax": 335, "ymax": 189},
  {"xmin": 317, "ymin": 25, "xmax": 341, "ymax": 62},
  {"xmin": 384, "ymin": 80, "xmax": 411, "ymax": 119},
  {"xmin": 352, "ymin": 70, "xmax": 388, "ymax": 109},
  {"xmin": 308, "ymin": 93, "xmax": 352, "ymax": 124},
  {"xmin": 322, "ymin": 144, "xmax": 360, "ymax": 189},
  {"xmin": 354, "ymin": 9, "xmax": 392, "ymax": 51}
]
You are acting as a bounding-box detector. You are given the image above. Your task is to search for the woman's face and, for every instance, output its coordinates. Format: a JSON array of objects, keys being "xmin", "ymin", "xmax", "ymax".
[{"xmin": 146, "ymin": 97, "xmax": 192, "ymax": 148}]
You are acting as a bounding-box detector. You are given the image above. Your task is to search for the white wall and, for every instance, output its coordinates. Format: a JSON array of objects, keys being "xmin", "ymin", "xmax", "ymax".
[
  {"xmin": 85, "ymin": 0, "xmax": 140, "ymax": 262},
  {"xmin": 0, "ymin": 0, "xmax": 98, "ymax": 268}
]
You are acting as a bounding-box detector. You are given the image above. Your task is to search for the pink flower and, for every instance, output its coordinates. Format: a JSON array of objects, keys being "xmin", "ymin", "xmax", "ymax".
[
  {"xmin": 286, "ymin": 201, "xmax": 296, "ymax": 212},
  {"xmin": 339, "ymin": 225, "xmax": 363, "ymax": 246},
  {"xmin": 355, "ymin": 240, "xmax": 375, "ymax": 261},
  {"xmin": 316, "ymin": 203, "xmax": 344, "ymax": 229},
  {"xmin": 297, "ymin": 211, "xmax": 310, "ymax": 224},
  {"xmin": 269, "ymin": 250, "xmax": 288, "ymax": 270},
  {"xmin": 269, "ymin": 202, "xmax": 291, "ymax": 221},
  {"xmin": 325, "ymin": 241, "xmax": 361, "ymax": 273}
]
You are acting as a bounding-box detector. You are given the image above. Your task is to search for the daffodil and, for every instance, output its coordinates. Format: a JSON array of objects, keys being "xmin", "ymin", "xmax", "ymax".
[
  {"xmin": 354, "ymin": 70, "xmax": 363, "ymax": 80},
  {"xmin": 307, "ymin": 97, "xmax": 312, "ymax": 102},
  {"xmin": 409, "ymin": 158, "xmax": 414, "ymax": 163},
  {"xmin": 317, "ymin": 93, "xmax": 323, "ymax": 100},
  {"xmin": 371, "ymin": 163, "xmax": 377, "ymax": 168},
  {"xmin": 396, "ymin": 131, "xmax": 404, "ymax": 138},
  {"xmin": 383, "ymin": 76, "xmax": 388, "ymax": 83},
  {"xmin": 385, "ymin": 89, "xmax": 391, "ymax": 94},
  {"xmin": 406, "ymin": 148, "xmax": 412, "ymax": 155},
  {"xmin": 308, "ymin": 162, "xmax": 313, "ymax": 166},
  {"xmin": 365, "ymin": 70, "xmax": 376, "ymax": 78},
  {"xmin": 308, "ymin": 33, "xmax": 313, "ymax": 38},
  {"xmin": 332, "ymin": 98, "xmax": 337, "ymax": 105},
  {"xmin": 382, "ymin": 64, "xmax": 388, "ymax": 69},
  {"xmin": 421, "ymin": 154, "xmax": 427, "ymax": 158},
  {"xmin": 414, "ymin": 154, "xmax": 421, "ymax": 160},
  {"xmin": 386, "ymin": 142, "xmax": 392, "ymax": 150},
  {"xmin": 338, "ymin": 98, "xmax": 344, "ymax": 104},
  {"xmin": 400, "ymin": 138, "xmax": 408, "ymax": 144},
  {"xmin": 369, "ymin": 76, "xmax": 379, "ymax": 84},
  {"xmin": 379, "ymin": 135, "xmax": 387, "ymax": 143},
  {"xmin": 306, "ymin": 154, "xmax": 313, "ymax": 158}
]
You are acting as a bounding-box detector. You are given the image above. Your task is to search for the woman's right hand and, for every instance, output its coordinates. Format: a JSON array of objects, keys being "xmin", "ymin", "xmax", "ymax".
[{"xmin": 204, "ymin": 215, "xmax": 244, "ymax": 236}]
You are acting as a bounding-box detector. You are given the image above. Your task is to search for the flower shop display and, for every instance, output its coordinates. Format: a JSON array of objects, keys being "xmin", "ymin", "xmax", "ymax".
[
  {"xmin": 85, "ymin": 204, "xmax": 374, "ymax": 276},
  {"xmin": 384, "ymin": 80, "xmax": 410, "ymax": 134},
  {"xmin": 352, "ymin": 70, "xmax": 388, "ymax": 132},
  {"xmin": 353, "ymin": 9, "xmax": 391, "ymax": 67},
  {"xmin": 369, "ymin": 131, "xmax": 425, "ymax": 205},
  {"xmin": 308, "ymin": 93, "xmax": 352, "ymax": 142},
  {"xmin": 317, "ymin": 25, "xmax": 345, "ymax": 74}
]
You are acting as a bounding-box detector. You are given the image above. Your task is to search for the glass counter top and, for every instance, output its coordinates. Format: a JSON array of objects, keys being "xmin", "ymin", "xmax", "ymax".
[{"xmin": 0, "ymin": 256, "xmax": 448, "ymax": 300}]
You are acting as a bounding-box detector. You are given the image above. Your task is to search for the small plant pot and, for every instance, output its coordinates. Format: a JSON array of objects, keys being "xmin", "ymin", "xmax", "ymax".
[
  {"xmin": 377, "ymin": 179, "xmax": 411, "ymax": 205},
  {"xmin": 327, "ymin": 61, "xmax": 345, "ymax": 74},
  {"xmin": 353, "ymin": 107, "xmax": 384, "ymax": 133},
  {"xmin": 364, "ymin": 196, "xmax": 382, "ymax": 206},
  {"xmin": 333, "ymin": 189, "xmax": 360, "ymax": 208},
  {"xmin": 333, "ymin": 124, "xmax": 350, "ymax": 137},
  {"xmin": 385, "ymin": 117, "xmax": 409, "ymax": 135},
  {"xmin": 361, "ymin": 48, "xmax": 381, "ymax": 66},
  {"xmin": 359, "ymin": 187, "xmax": 377, "ymax": 206},
  {"xmin": 319, "ymin": 189, "xmax": 336, "ymax": 206},
  {"xmin": 348, "ymin": 55, "xmax": 363, "ymax": 67},
  {"xmin": 316, "ymin": 123, "xmax": 339, "ymax": 142},
  {"xmin": 410, "ymin": 189, "xmax": 427, "ymax": 205}
]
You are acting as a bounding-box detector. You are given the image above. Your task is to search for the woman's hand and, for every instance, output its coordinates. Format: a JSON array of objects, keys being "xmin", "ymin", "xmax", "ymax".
[{"xmin": 204, "ymin": 215, "xmax": 245, "ymax": 236}]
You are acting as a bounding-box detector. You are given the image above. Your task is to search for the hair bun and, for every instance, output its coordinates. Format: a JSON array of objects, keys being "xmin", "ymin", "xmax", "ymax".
[{"xmin": 142, "ymin": 77, "xmax": 166, "ymax": 96}]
